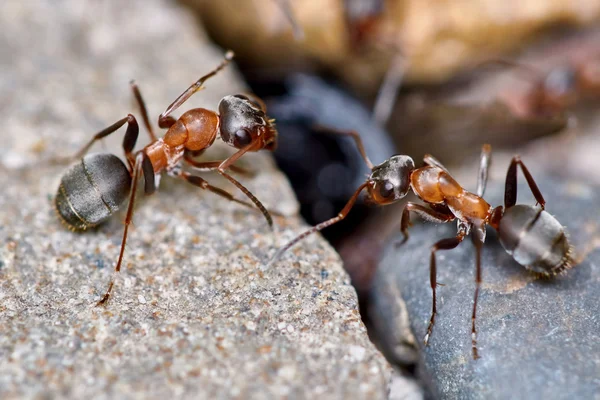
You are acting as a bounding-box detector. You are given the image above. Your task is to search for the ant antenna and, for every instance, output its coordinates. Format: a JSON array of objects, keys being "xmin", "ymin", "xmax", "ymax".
[
  {"xmin": 159, "ymin": 51, "xmax": 234, "ymax": 124},
  {"xmin": 267, "ymin": 182, "xmax": 368, "ymax": 267},
  {"xmin": 219, "ymin": 169, "xmax": 274, "ymax": 229},
  {"xmin": 312, "ymin": 126, "xmax": 375, "ymax": 170}
]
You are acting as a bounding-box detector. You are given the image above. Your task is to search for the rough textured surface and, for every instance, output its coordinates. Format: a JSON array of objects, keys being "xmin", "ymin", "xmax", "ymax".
[
  {"xmin": 372, "ymin": 176, "xmax": 600, "ymax": 399},
  {"xmin": 0, "ymin": 1, "xmax": 391, "ymax": 399}
]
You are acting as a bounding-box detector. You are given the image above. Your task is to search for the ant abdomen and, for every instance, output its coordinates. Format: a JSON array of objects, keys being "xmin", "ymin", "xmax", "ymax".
[
  {"xmin": 497, "ymin": 204, "xmax": 572, "ymax": 276},
  {"xmin": 55, "ymin": 153, "xmax": 132, "ymax": 231}
]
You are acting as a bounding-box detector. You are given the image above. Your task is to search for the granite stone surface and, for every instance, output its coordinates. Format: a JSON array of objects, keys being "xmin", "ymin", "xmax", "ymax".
[{"xmin": 0, "ymin": 1, "xmax": 391, "ymax": 399}]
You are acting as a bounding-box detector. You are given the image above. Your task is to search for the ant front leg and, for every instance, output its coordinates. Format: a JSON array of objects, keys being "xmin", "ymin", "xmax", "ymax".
[
  {"xmin": 504, "ymin": 156, "xmax": 546, "ymax": 209},
  {"xmin": 184, "ymin": 151, "xmax": 252, "ymax": 175},
  {"xmin": 214, "ymin": 144, "xmax": 274, "ymax": 229},
  {"xmin": 424, "ymin": 224, "xmax": 468, "ymax": 347},
  {"xmin": 96, "ymin": 153, "xmax": 144, "ymax": 306},
  {"xmin": 178, "ymin": 171, "xmax": 282, "ymax": 217},
  {"xmin": 219, "ymin": 169, "xmax": 273, "ymax": 229},
  {"xmin": 397, "ymin": 203, "xmax": 456, "ymax": 245}
]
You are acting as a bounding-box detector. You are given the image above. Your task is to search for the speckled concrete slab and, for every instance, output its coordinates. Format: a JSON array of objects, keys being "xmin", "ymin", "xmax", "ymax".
[
  {"xmin": 373, "ymin": 176, "xmax": 600, "ymax": 399},
  {"xmin": 0, "ymin": 1, "xmax": 391, "ymax": 399}
]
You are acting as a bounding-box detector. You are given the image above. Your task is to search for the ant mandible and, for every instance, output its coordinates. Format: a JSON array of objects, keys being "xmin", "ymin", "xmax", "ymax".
[
  {"xmin": 268, "ymin": 130, "xmax": 573, "ymax": 359},
  {"xmin": 55, "ymin": 51, "xmax": 278, "ymax": 305}
]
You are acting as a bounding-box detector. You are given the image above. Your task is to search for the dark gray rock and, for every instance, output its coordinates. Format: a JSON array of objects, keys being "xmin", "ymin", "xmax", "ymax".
[
  {"xmin": 372, "ymin": 177, "xmax": 600, "ymax": 399},
  {"xmin": 0, "ymin": 1, "xmax": 391, "ymax": 398}
]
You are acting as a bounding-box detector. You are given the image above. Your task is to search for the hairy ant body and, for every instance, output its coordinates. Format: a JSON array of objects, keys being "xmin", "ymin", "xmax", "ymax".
[
  {"xmin": 269, "ymin": 131, "xmax": 573, "ymax": 359},
  {"xmin": 55, "ymin": 52, "xmax": 278, "ymax": 305}
]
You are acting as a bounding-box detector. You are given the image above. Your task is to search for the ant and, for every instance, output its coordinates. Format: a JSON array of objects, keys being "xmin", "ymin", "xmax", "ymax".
[
  {"xmin": 54, "ymin": 51, "xmax": 278, "ymax": 305},
  {"xmin": 482, "ymin": 56, "xmax": 600, "ymax": 120},
  {"xmin": 268, "ymin": 130, "xmax": 574, "ymax": 359}
]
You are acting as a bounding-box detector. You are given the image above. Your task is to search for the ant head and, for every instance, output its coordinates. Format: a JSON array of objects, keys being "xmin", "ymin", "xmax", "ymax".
[
  {"xmin": 366, "ymin": 155, "xmax": 414, "ymax": 205},
  {"xmin": 218, "ymin": 94, "xmax": 277, "ymax": 151}
]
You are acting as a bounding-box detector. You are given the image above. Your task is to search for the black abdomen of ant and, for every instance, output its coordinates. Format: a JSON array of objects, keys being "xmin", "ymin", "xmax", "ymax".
[
  {"xmin": 55, "ymin": 153, "xmax": 131, "ymax": 231},
  {"xmin": 496, "ymin": 204, "xmax": 572, "ymax": 276}
]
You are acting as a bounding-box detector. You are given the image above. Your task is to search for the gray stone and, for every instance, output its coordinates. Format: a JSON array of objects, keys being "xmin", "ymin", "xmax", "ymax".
[
  {"xmin": 0, "ymin": 1, "xmax": 391, "ymax": 398},
  {"xmin": 372, "ymin": 176, "xmax": 600, "ymax": 399}
]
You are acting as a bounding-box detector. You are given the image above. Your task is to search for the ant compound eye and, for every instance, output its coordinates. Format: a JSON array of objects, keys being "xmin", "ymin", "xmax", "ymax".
[
  {"xmin": 379, "ymin": 180, "xmax": 395, "ymax": 198},
  {"xmin": 234, "ymin": 129, "xmax": 252, "ymax": 147}
]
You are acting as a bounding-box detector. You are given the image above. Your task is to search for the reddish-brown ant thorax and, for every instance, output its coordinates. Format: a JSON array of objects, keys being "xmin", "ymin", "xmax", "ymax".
[
  {"xmin": 179, "ymin": 109, "xmax": 219, "ymax": 151},
  {"xmin": 410, "ymin": 166, "xmax": 445, "ymax": 204},
  {"xmin": 218, "ymin": 94, "xmax": 277, "ymax": 151}
]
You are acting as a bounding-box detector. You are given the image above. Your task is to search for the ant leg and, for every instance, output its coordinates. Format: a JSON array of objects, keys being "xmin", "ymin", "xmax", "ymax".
[
  {"xmin": 96, "ymin": 153, "xmax": 144, "ymax": 306},
  {"xmin": 158, "ymin": 51, "xmax": 234, "ymax": 128},
  {"xmin": 130, "ymin": 80, "xmax": 157, "ymax": 141},
  {"xmin": 219, "ymin": 169, "xmax": 273, "ymax": 230},
  {"xmin": 504, "ymin": 156, "xmax": 546, "ymax": 209},
  {"xmin": 268, "ymin": 182, "xmax": 369, "ymax": 267},
  {"xmin": 424, "ymin": 226, "xmax": 468, "ymax": 346},
  {"xmin": 177, "ymin": 171, "xmax": 283, "ymax": 217},
  {"xmin": 470, "ymin": 223, "xmax": 485, "ymax": 360},
  {"xmin": 141, "ymin": 153, "xmax": 156, "ymax": 195},
  {"xmin": 217, "ymin": 143, "xmax": 254, "ymax": 172},
  {"xmin": 213, "ymin": 144, "xmax": 274, "ymax": 228},
  {"xmin": 398, "ymin": 202, "xmax": 455, "ymax": 245},
  {"xmin": 312, "ymin": 126, "xmax": 375, "ymax": 170},
  {"xmin": 476, "ymin": 144, "xmax": 492, "ymax": 198},
  {"xmin": 184, "ymin": 151, "xmax": 251, "ymax": 175},
  {"xmin": 54, "ymin": 114, "xmax": 140, "ymax": 170},
  {"xmin": 423, "ymin": 154, "xmax": 449, "ymax": 173}
]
